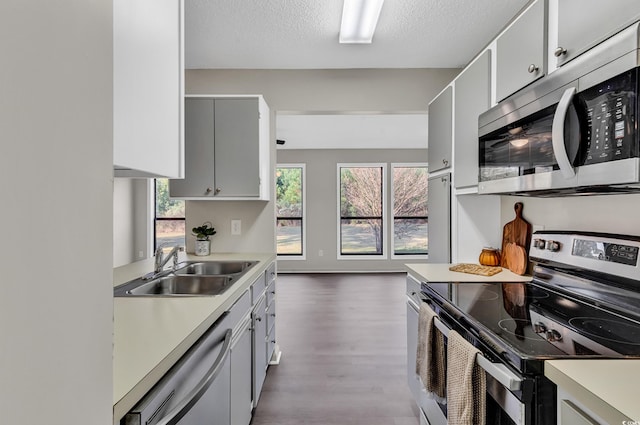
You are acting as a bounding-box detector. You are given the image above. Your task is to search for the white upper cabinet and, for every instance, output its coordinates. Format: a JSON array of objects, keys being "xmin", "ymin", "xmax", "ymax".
[
  {"xmin": 453, "ymin": 50, "xmax": 491, "ymax": 189},
  {"xmin": 552, "ymin": 0, "xmax": 640, "ymax": 68},
  {"xmin": 427, "ymin": 86, "xmax": 453, "ymax": 173},
  {"xmin": 113, "ymin": 0, "xmax": 184, "ymax": 178},
  {"xmin": 170, "ymin": 96, "xmax": 270, "ymax": 200},
  {"xmin": 495, "ymin": 0, "xmax": 546, "ymax": 102}
]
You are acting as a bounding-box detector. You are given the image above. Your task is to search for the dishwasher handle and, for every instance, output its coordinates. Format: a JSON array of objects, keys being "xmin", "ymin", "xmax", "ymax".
[{"xmin": 156, "ymin": 329, "xmax": 233, "ymax": 425}]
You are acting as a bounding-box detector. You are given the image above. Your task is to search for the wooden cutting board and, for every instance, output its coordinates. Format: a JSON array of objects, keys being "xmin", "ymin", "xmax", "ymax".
[
  {"xmin": 449, "ymin": 263, "xmax": 503, "ymax": 276},
  {"xmin": 500, "ymin": 202, "xmax": 532, "ymax": 275}
]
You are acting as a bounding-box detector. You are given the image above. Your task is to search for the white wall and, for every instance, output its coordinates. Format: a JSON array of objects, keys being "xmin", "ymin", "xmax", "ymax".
[
  {"xmin": 114, "ymin": 178, "xmax": 152, "ymax": 266},
  {"xmin": 278, "ymin": 149, "xmax": 428, "ymax": 272},
  {"xmin": 0, "ymin": 1, "xmax": 113, "ymax": 424},
  {"xmin": 500, "ymin": 194, "xmax": 640, "ymax": 236}
]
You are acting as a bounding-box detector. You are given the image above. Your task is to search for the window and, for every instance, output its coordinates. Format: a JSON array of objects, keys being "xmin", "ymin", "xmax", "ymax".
[
  {"xmin": 338, "ymin": 164, "xmax": 386, "ymax": 257},
  {"xmin": 155, "ymin": 178, "xmax": 185, "ymax": 250},
  {"xmin": 392, "ymin": 164, "xmax": 428, "ymax": 256},
  {"xmin": 276, "ymin": 165, "xmax": 305, "ymax": 257}
]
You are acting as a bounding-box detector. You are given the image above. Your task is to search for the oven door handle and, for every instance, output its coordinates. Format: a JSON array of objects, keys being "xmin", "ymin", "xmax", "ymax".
[
  {"xmin": 551, "ymin": 86, "xmax": 577, "ymax": 179},
  {"xmin": 432, "ymin": 317, "xmax": 522, "ymax": 392}
]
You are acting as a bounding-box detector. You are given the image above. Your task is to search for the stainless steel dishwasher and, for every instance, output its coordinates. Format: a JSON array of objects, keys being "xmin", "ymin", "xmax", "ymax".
[{"xmin": 122, "ymin": 316, "xmax": 233, "ymax": 425}]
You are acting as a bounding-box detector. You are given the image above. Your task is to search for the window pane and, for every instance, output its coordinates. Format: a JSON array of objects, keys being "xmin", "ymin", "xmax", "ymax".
[
  {"xmin": 156, "ymin": 179, "xmax": 185, "ymax": 218},
  {"xmin": 340, "ymin": 167, "xmax": 382, "ymax": 218},
  {"xmin": 276, "ymin": 167, "xmax": 302, "ymax": 218},
  {"xmin": 155, "ymin": 179, "xmax": 185, "ymax": 251},
  {"xmin": 156, "ymin": 219, "xmax": 185, "ymax": 249},
  {"xmin": 341, "ymin": 219, "xmax": 382, "ymax": 255},
  {"xmin": 393, "ymin": 167, "xmax": 428, "ymax": 217},
  {"xmin": 277, "ymin": 219, "xmax": 302, "ymax": 255},
  {"xmin": 394, "ymin": 218, "xmax": 428, "ymax": 255}
]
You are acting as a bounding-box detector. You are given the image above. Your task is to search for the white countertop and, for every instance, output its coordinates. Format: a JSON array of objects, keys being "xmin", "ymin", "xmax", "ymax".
[
  {"xmin": 112, "ymin": 252, "xmax": 276, "ymax": 423},
  {"xmin": 405, "ymin": 263, "xmax": 532, "ymax": 283},
  {"xmin": 545, "ymin": 359, "xmax": 640, "ymax": 422}
]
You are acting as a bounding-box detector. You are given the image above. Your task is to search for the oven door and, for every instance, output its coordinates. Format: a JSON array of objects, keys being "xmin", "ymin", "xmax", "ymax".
[{"xmin": 420, "ymin": 297, "xmax": 539, "ymax": 425}]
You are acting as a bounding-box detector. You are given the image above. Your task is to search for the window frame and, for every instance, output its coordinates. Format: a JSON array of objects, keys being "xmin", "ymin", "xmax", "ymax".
[
  {"xmin": 336, "ymin": 163, "xmax": 388, "ymax": 260},
  {"xmin": 390, "ymin": 163, "xmax": 429, "ymax": 259},
  {"xmin": 154, "ymin": 178, "xmax": 186, "ymax": 251},
  {"xmin": 276, "ymin": 164, "xmax": 306, "ymax": 260}
]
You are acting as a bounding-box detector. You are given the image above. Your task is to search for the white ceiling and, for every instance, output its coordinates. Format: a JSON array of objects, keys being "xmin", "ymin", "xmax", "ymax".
[
  {"xmin": 185, "ymin": 0, "xmax": 529, "ymax": 70},
  {"xmin": 184, "ymin": 0, "xmax": 529, "ymax": 149}
]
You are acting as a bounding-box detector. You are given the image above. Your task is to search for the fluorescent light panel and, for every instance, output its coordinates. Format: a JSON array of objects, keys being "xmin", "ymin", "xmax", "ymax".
[{"xmin": 339, "ymin": 0, "xmax": 384, "ymax": 44}]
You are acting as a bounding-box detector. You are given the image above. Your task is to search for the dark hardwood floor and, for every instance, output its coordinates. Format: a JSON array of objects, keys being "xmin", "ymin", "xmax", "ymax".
[{"xmin": 251, "ymin": 273, "xmax": 419, "ymax": 425}]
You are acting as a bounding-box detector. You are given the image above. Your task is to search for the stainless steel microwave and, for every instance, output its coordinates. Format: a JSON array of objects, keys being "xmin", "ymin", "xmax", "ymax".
[{"xmin": 478, "ymin": 22, "xmax": 640, "ymax": 196}]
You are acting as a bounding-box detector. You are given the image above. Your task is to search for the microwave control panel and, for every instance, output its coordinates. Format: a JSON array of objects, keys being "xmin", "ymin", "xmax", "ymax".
[{"xmin": 580, "ymin": 68, "xmax": 638, "ymax": 165}]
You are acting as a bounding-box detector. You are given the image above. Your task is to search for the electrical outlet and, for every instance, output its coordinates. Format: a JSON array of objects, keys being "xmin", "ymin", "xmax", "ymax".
[{"xmin": 231, "ymin": 220, "xmax": 241, "ymax": 235}]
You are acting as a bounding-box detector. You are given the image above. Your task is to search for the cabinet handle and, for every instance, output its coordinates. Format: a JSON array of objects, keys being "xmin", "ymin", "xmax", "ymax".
[
  {"xmin": 527, "ymin": 64, "xmax": 539, "ymax": 74},
  {"xmin": 441, "ymin": 177, "xmax": 448, "ymax": 183},
  {"xmin": 270, "ymin": 313, "xmax": 276, "ymax": 317},
  {"xmin": 205, "ymin": 187, "xmax": 212, "ymax": 194},
  {"xmin": 270, "ymin": 340, "xmax": 276, "ymax": 344},
  {"xmin": 270, "ymin": 291, "xmax": 276, "ymax": 295},
  {"xmin": 255, "ymin": 316, "xmax": 262, "ymax": 322},
  {"xmin": 442, "ymin": 159, "xmax": 448, "ymax": 166},
  {"xmin": 554, "ymin": 46, "xmax": 567, "ymax": 57},
  {"xmin": 215, "ymin": 188, "xmax": 221, "ymax": 194}
]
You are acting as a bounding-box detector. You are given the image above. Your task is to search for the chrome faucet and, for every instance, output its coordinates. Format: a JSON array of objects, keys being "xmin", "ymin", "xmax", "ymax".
[{"xmin": 154, "ymin": 244, "xmax": 182, "ymax": 274}]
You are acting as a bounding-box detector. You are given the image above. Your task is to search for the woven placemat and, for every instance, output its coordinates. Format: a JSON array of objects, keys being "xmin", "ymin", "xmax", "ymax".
[{"xmin": 449, "ymin": 263, "xmax": 502, "ymax": 276}]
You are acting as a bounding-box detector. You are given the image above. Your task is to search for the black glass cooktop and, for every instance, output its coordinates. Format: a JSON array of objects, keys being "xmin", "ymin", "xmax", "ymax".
[{"xmin": 421, "ymin": 280, "xmax": 640, "ymax": 368}]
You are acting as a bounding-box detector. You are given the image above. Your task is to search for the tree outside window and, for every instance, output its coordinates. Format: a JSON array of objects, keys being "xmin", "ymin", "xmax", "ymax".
[
  {"xmin": 155, "ymin": 179, "xmax": 185, "ymax": 250},
  {"xmin": 392, "ymin": 165, "xmax": 428, "ymax": 256},
  {"xmin": 276, "ymin": 166, "xmax": 304, "ymax": 256},
  {"xmin": 339, "ymin": 165, "xmax": 385, "ymax": 256}
]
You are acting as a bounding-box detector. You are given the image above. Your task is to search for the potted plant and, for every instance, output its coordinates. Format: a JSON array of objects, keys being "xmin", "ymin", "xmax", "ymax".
[{"xmin": 192, "ymin": 221, "xmax": 216, "ymax": 256}]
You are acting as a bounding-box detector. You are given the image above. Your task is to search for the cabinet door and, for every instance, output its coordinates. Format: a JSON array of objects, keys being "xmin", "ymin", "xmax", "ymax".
[
  {"xmin": 454, "ymin": 50, "xmax": 491, "ymax": 189},
  {"xmin": 113, "ymin": 0, "xmax": 184, "ymax": 178},
  {"xmin": 428, "ymin": 86, "xmax": 453, "ymax": 173},
  {"xmin": 555, "ymin": 0, "xmax": 640, "ymax": 67},
  {"xmin": 170, "ymin": 98, "xmax": 216, "ymax": 197},
  {"xmin": 230, "ymin": 322, "xmax": 253, "ymax": 425},
  {"xmin": 252, "ymin": 296, "xmax": 267, "ymax": 407},
  {"xmin": 406, "ymin": 301, "xmax": 421, "ymax": 400},
  {"xmin": 214, "ymin": 99, "xmax": 260, "ymax": 197},
  {"xmin": 496, "ymin": 0, "xmax": 545, "ymax": 101},
  {"xmin": 427, "ymin": 173, "xmax": 451, "ymax": 263}
]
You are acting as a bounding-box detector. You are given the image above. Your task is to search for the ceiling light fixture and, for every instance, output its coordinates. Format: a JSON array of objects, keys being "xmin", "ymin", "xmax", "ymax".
[{"xmin": 339, "ymin": 0, "xmax": 385, "ymax": 44}]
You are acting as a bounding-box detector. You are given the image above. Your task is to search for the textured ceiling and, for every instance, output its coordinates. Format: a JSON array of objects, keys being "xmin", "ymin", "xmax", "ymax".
[{"xmin": 185, "ymin": 0, "xmax": 529, "ymax": 69}]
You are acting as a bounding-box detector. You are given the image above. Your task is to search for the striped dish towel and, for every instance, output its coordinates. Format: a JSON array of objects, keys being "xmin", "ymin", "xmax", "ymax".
[
  {"xmin": 446, "ymin": 330, "xmax": 486, "ymax": 425},
  {"xmin": 416, "ymin": 302, "xmax": 446, "ymax": 400}
]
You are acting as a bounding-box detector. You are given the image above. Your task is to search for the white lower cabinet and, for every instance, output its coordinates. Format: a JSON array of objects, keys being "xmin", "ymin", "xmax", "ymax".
[
  {"xmin": 230, "ymin": 314, "xmax": 253, "ymax": 425},
  {"xmin": 252, "ymin": 295, "xmax": 268, "ymax": 406}
]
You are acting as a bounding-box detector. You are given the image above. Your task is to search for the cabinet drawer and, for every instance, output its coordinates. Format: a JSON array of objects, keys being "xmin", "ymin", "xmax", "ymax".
[
  {"xmin": 222, "ymin": 289, "xmax": 251, "ymax": 329},
  {"xmin": 266, "ymin": 281, "xmax": 276, "ymax": 307},
  {"xmin": 266, "ymin": 262, "xmax": 276, "ymax": 284},
  {"xmin": 266, "ymin": 300, "xmax": 276, "ymax": 333},
  {"xmin": 251, "ymin": 272, "xmax": 267, "ymax": 304}
]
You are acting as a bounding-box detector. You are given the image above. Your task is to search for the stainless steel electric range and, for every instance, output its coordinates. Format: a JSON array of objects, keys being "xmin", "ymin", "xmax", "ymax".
[{"xmin": 419, "ymin": 231, "xmax": 640, "ymax": 425}]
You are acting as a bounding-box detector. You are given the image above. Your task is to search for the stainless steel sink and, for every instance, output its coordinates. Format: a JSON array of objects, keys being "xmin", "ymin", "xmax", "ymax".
[
  {"xmin": 124, "ymin": 275, "xmax": 236, "ymax": 296},
  {"xmin": 114, "ymin": 260, "xmax": 257, "ymax": 297},
  {"xmin": 175, "ymin": 261, "xmax": 256, "ymax": 276}
]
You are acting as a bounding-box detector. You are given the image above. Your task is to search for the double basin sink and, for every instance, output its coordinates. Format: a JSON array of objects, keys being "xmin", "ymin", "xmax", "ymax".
[{"xmin": 114, "ymin": 261, "xmax": 257, "ymax": 297}]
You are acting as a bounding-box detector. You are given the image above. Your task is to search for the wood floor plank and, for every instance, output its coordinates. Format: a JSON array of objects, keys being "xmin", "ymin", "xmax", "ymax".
[{"xmin": 251, "ymin": 273, "xmax": 419, "ymax": 425}]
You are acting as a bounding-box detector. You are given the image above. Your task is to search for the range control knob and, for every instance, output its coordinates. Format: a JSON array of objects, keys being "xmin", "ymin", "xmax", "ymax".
[
  {"xmin": 533, "ymin": 322, "xmax": 547, "ymax": 333},
  {"xmin": 533, "ymin": 239, "xmax": 546, "ymax": 249},
  {"xmin": 546, "ymin": 329, "xmax": 563, "ymax": 342},
  {"xmin": 545, "ymin": 240, "xmax": 561, "ymax": 252}
]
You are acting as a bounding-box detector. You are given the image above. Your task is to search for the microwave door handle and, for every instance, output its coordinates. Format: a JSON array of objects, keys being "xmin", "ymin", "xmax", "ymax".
[{"xmin": 551, "ymin": 87, "xmax": 577, "ymax": 179}]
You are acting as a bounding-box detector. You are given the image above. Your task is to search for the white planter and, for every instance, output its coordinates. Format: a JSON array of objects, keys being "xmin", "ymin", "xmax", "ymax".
[{"xmin": 195, "ymin": 240, "xmax": 211, "ymax": 256}]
